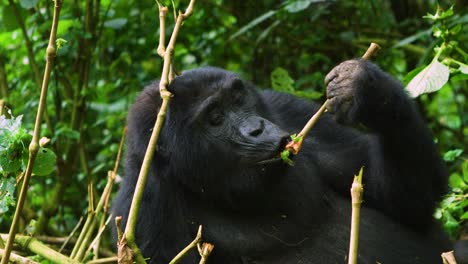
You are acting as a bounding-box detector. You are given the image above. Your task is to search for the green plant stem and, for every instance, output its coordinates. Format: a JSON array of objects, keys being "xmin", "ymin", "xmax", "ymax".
[
  {"xmin": 0, "ymin": 100, "xmax": 5, "ymax": 116},
  {"xmin": 348, "ymin": 167, "xmax": 364, "ymax": 264},
  {"xmin": 119, "ymin": 2, "xmax": 195, "ymax": 262},
  {"xmin": 87, "ymin": 257, "xmax": 118, "ymax": 264},
  {"xmin": 169, "ymin": 226, "xmax": 202, "ymax": 264},
  {"xmin": 1, "ymin": 234, "xmax": 78, "ymax": 264},
  {"xmin": 0, "ymin": 248, "xmax": 40, "ymax": 264},
  {"xmin": 285, "ymin": 43, "xmax": 380, "ymax": 155},
  {"xmin": 0, "ymin": 1, "xmax": 63, "ymax": 263}
]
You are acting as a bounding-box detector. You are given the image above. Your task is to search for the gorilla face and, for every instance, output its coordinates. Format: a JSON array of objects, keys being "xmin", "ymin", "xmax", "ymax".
[
  {"xmin": 160, "ymin": 68, "xmax": 290, "ymax": 202},
  {"xmin": 167, "ymin": 68, "xmax": 289, "ymax": 167}
]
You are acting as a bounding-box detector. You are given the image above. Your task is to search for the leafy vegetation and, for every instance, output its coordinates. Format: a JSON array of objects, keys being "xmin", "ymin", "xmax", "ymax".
[{"xmin": 0, "ymin": 0, "xmax": 466, "ymax": 261}]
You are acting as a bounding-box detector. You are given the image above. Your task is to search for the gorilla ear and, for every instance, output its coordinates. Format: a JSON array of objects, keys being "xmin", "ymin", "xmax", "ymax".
[{"xmin": 230, "ymin": 78, "xmax": 244, "ymax": 90}]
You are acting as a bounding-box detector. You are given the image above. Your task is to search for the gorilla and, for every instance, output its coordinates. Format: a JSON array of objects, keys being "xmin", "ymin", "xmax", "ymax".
[{"xmin": 113, "ymin": 60, "xmax": 453, "ymax": 263}]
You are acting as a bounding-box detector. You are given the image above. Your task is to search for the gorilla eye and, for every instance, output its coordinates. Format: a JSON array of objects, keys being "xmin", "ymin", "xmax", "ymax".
[{"xmin": 207, "ymin": 106, "xmax": 224, "ymax": 126}]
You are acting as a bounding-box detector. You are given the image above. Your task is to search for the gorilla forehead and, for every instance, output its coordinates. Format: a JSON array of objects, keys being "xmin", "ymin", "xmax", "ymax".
[{"xmin": 169, "ymin": 67, "xmax": 240, "ymax": 99}]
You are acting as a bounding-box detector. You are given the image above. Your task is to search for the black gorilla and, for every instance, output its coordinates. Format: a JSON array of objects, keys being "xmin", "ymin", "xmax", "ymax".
[{"xmin": 113, "ymin": 60, "xmax": 452, "ymax": 263}]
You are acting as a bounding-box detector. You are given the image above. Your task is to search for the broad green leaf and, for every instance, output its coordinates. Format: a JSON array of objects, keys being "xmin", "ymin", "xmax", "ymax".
[
  {"xmin": 32, "ymin": 148, "xmax": 56, "ymax": 176},
  {"xmin": 19, "ymin": 0, "xmax": 38, "ymax": 9},
  {"xmin": 103, "ymin": 18, "xmax": 128, "ymax": 29},
  {"xmin": 443, "ymin": 149, "xmax": 463, "ymax": 162},
  {"xmin": 406, "ymin": 59, "xmax": 450, "ymax": 98},
  {"xmin": 230, "ymin": 10, "xmax": 276, "ymax": 40},
  {"xmin": 271, "ymin": 67, "xmax": 294, "ymax": 93},
  {"xmin": 402, "ymin": 65, "xmax": 426, "ymax": 86}
]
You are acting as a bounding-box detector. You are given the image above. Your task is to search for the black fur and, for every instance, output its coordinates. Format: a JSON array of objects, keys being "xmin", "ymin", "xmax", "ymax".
[{"xmin": 113, "ymin": 60, "xmax": 452, "ymax": 263}]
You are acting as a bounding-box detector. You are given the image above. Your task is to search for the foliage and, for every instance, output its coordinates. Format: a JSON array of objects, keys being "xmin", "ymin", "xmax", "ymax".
[
  {"xmin": 406, "ymin": 6, "xmax": 468, "ymax": 97},
  {"xmin": 0, "ymin": 0, "xmax": 466, "ymax": 260}
]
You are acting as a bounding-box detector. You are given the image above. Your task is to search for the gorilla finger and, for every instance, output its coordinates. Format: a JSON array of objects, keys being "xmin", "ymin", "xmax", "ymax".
[{"xmin": 324, "ymin": 69, "xmax": 338, "ymax": 85}]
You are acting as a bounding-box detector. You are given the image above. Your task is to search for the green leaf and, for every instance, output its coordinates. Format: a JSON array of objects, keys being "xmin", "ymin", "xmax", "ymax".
[
  {"xmin": 19, "ymin": 0, "xmax": 38, "ymax": 9},
  {"xmin": 0, "ymin": 177, "xmax": 16, "ymax": 213},
  {"xmin": 443, "ymin": 149, "xmax": 463, "ymax": 162},
  {"xmin": 461, "ymin": 211, "xmax": 468, "ymax": 220},
  {"xmin": 104, "ymin": 18, "xmax": 128, "ymax": 29},
  {"xmin": 271, "ymin": 67, "xmax": 294, "ymax": 93},
  {"xmin": 32, "ymin": 148, "xmax": 57, "ymax": 176},
  {"xmin": 406, "ymin": 59, "xmax": 450, "ymax": 98},
  {"xmin": 402, "ymin": 65, "xmax": 426, "ymax": 86},
  {"xmin": 448, "ymin": 173, "xmax": 466, "ymax": 189},
  {"xmin": 280, "ymin": 150, "xmax": 294, "ymax": 166},
  {"xmin": 230, "ymin": 10, "xmax": 277, "ymax": 40}
]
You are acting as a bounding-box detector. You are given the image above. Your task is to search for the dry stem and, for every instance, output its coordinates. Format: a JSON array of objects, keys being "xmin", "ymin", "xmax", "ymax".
[
  {"xmin": 348, "ymin": 167, "xmax": 364, "ymax": 264},
  {"xmin": 169, "ymin": 226, "xmax": 203, "ymax": 264},
  {"xmin": 0, "ymin": 1, "xmax": 63, "ymax": 263}
]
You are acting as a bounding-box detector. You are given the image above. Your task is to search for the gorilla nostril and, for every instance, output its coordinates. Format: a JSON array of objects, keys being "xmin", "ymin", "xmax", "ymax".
[{"xmin": 249, "ymin": 128, "xmax": 263, "ymax": 137}]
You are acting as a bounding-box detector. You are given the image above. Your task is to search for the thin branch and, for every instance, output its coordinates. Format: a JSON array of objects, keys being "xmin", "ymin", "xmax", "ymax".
[
  {"xmin": 285, "ymin": 43, "xmax": 380, "ymax": 155},
  {"xmin": 119, "ymin": 1, "xmax": 196, "ymax": 263},
  {"xmin": 0, "ymin": 249, "xmax": 40, "ymax": 264},
  {"xmin": 0, "ymin": 234, "xmax": 78, "ymax": 264},
  {"xmin": 156, "ymin": 3, "xmax": 169, "ymax": 57},
  {"xmin": 348, "ymin": 167, "xmax": 364, "ymax": 264},
  {"xmin": 1, "ymin": 1, "xmax": 63, "ymax": 263},
  {"xmin": 198, "ymin": 243, "xmax": 214, "ymax": 264},
  {"xmin": 59, "ymin": 216, "xmax": 83, "ymax": 252},
  {"xmin": 169, "ymin": 226, "xmax": 203, "ymax": 264},
  {"xmin": 87, "ymin": 257, "xmax": 119, "ymax": 264}
]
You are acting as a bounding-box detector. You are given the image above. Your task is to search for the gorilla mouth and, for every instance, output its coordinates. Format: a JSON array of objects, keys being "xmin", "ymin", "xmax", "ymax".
[{"xmin": 255, "ymin": 136, "xmax": 290, "ymax": 165}]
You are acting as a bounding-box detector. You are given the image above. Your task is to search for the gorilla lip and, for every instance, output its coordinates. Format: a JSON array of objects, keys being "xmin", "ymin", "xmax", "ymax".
[{"xmin": 255, "ymin": 137, "xmax": 290, "ymax": 165}]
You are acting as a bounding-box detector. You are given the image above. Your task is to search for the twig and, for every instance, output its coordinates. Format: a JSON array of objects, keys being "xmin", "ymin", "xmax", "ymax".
[
  {"xmin": 87, "ymin": 256, "xmax": 119, "ymax": 264},
  {"xmin": 71, "ymin": 128, "xmax": 126, "ymax": 261},
  {"xmin": 198, "ymin": 243, "xmax": 214, "ymax": 264},
  {"xmin": 119, "ymin": 1, "xmax": 196, "ymax": 263},
  {"xmin": 348, "ymin": 167, "xmax": 364, "ymax": 264},
  {"xmin": 169, "ymin": 226, "xmax": 203, "ymax": 264},
  {"xmin": 0, "ymin": 1, "xmax": 63, "ymax": 263},
  {"xmin": 0, "ymin": 234, "xmax": 78, "ymax": 264},
  {"xmin": 59, "ymin": 216, "xmax": 83, "ymax": 252},
  {"xmin": 0, "ymin": 99, "xmax": 5, "ymax": 116},
  {"xmin": 441, "ymin": 251, "xmax": 457, "ymax": 264},
  {"xmin": 0, "ymin": 248, "xmax": 40, "ymax": 264},
  {"xmin": 94, "ymin": 127, "xmax": 127, "ymax": 259},
  {"xmin": 84, "ymin": 214, "xmax": 113, "ymax": 258},
  {"xmin": 285, "ymin": 43, "xmax": 380, "ymax": 155}
]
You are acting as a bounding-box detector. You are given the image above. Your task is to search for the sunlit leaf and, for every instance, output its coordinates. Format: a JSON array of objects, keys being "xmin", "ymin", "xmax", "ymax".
[
  {"xmin": 443, "ymin": 149, "xmax": 463, "ymax": 162},
  {"xmin": 406, "ymin": 59, "xmax": 450, "ymax": 97}
]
